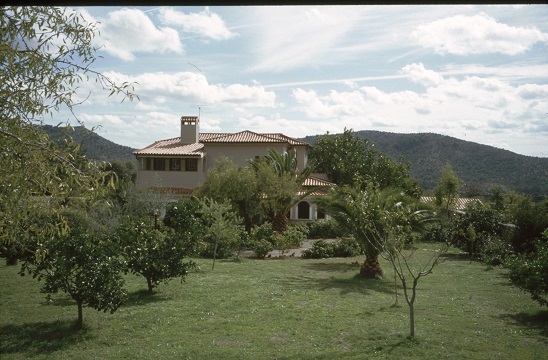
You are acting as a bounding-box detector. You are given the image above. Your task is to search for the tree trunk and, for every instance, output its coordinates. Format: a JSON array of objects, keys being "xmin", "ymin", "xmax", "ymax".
[
  {"xmin": 409, "ymin": 301, "xmax": 415, "ymax": 338},
  {"xmin": 360, "ymin": 257, "xmax": 383, "ymax": 278},
  {"xmin": 76, "ymin": 300, "xmax": 84, "ymax": 329},
  {"xmin": 272, "ymin": 213, "xmax": 288, "ymax": 232},
  {"xmin": 6, "ymin": 257, "xmax": 18, "ymax": 266},
  {"xmin": 146, "ymin": 277, "xmax": 154, "ymax": 295}
]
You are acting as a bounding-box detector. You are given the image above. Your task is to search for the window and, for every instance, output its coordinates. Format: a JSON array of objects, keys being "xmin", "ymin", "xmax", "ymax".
[
  {"xmin": 169, "ymin": 159, "xmax": 181, "ymax": 171},
  {"xmin": 298, "ymin": 201, "xmax": 310, "ymax": 220},
  {"xmin": 185, "ymin": 158, "xmax": 198, "ymax": 171},
  {"xmin": 153, "ymin": 158, "xmax": 165, "ymax": 171}
]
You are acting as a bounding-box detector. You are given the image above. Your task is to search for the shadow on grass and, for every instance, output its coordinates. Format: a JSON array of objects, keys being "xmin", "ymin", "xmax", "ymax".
[
  {"xmin": 443, "ymin": 252, "xmax": 473, "ymax": 262},
  {"xmin": 0, "ymin": 320, "xmax": 91, "ymax": 357},
  {"xmin": 123, "ymin": 289, "xmax": 172, "ymax": 307},
  {"xmin": 497, "ymin": 310, "xmax": 548, "ymax": 337},
  {"xmin": 303, "ymin": 261, "xmax": 359, "ymax": 273}
]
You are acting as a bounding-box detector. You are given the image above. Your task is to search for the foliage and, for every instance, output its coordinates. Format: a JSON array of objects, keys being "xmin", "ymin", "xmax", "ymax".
[
  {"xmin": 199, "ymin": 198, "xmax": 243, "ymax": 266},
  {"xmin": 307, "ymin": 218, "xmax": 349, "ymax": 239},
  {"xmin": 249, "ymin": 222, "xmax": 275, "ymax": 259},
  {"xmin": 116, "ymin": 219, "xmax": 196, "ymax": 294},
  {"xmin": 449, "ymin": 202, "xmax": 505, "ymax": 259},
  {"xmin": 195, "ymin": 156, "xmax": 262, "ymax": 232},
  {"xmin": 1, "ymin": 7, "xmax": 136, "ymax": 245},
  {"xmin": 434, "ymin": 163, "xmax": 460, "ymax": 213},
  {"xmin": 506, "ymin": 238, "xmax": 548, "ymax": 307},
  {"xmin": 250, "ymin": 149, "xmax": 316, "ymax": 232},
  {"xmin": 301, "ymin": 237, "xmax": 362, "ymax": 259},
  {"xmin": 163, "ymin": 197, "xmax": 207, "ymax": 256},
  {"xmin": 19, "ymin": 209, "xmax": 126, "ymax": 329},
  {"xmin": 309, "ymin": 128, "xmax": 421, "ymax": 197},
  {"xmin": 506, "ymin": 196, "xmax": 548, "ymax": 254},
  {"xmin": 273, "ymin": 224, "xmax": 308, "ymax": 256}
]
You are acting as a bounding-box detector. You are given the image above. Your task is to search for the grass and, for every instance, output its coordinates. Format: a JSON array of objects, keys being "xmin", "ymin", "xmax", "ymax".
[{"xmin": 1, "ymin": 243, "xmax": 546, "ymax": 359}]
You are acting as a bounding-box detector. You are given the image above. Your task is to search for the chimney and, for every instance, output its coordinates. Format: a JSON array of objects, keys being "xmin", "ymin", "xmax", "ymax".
[{"xmin": 180, "ymin": 116, "xmax": 199, "ymax": 144}]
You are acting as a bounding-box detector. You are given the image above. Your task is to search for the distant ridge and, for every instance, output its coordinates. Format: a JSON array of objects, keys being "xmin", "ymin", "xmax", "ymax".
[
  {"xmin": 41, "ymin": 125, "xmax": 136, "ymax": 163},
  {"xmin": 301, "ymin": 131, "xmax": 548, "ymax": 198},
  {"xmin": 41, "ymin": 125, "xmax": 547, "ymax": 198}
]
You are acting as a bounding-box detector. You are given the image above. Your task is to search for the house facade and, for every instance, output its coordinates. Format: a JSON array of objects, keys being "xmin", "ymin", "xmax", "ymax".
[{"xmin": 133, "ymin": 116, "xmax": 334, "ymax": 222}]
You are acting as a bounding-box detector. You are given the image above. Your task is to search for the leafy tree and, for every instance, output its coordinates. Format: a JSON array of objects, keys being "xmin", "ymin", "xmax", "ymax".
[
  {"xmin": 1, "ymin": 7, "xmax": 136, "ymax": 245},
  {"xmin": 195, "ymin": 156, "xmax": 262, "ymax": 232},
  {"xmin": 200, "ymin": 198, "xmax": 243, "ymax": 269},
  {"xmin": 490, "ymin": 186, "xmax": 505, "ymax": 211},
  {"xmin": 19, "ymin": 209, "xmax": 126, "ymax": 329},
  {"xmin": 506, "ymin": 196, "xmax": 548, "ymax": 254},
  {"xmin": 310, "ymin": 128, "xmax": 420, "ymax": 197},
  {"xmin": 116, "ymin": 218, "xmax": 196, "ymax": 295},
  {"xmin": 163, "ymin": 197, "xmax": 207, "ymax": 257},
  {"xmin": 434, "ymin": 163, "xmax": 460, "ymax": 213}
]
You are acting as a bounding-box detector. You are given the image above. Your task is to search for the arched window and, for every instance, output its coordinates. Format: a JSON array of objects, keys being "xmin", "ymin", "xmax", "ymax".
[{"xmin": 298, "ymin": 201, "xmax": 310, "ymax": 220}]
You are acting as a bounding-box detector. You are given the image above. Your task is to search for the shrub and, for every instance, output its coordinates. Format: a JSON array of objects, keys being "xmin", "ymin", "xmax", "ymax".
[
  {"xmin": 253, "ymin": 239, "xmax": 274, "ymax": 259},
  {"xmin": 506, "ymin": 238, "xmax": 548, "ymax": 307},
  {"xmin": 332, "ymin": 237, "xmax": 363, "ymax": 257},
  {"xmin": 307, "ymin": 219, "xmax": 347, "ymax": 239},
  {"xmin": 302, "ymin": 239, "xmax": 335, "ymax": 259}
]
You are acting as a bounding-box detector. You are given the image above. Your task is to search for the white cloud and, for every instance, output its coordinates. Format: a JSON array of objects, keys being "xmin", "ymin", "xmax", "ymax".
[
  {"xmin": 292, "ymin": 64, "xmax": 547, "ymax": 143},
  {"xmin": 103, "ymin": 71, "xmax": 276, "ymax": 108},
  {"xmin": 158, "ymin": 7, "xmax": 236, "ymax": 40},
  {"xmin": 97, "ymin": 8, "xmax": 183, "ymax": 61},
  {"xmin": 412, "ymin": 13, "xmax": 548, "ymax": 55},
  {"xmin": 401, "ymin": 63, "xmax": 444, "ymax": 86}
]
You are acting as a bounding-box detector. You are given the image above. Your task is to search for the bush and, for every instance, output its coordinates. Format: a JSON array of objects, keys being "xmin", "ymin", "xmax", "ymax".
[
  {"xmin": 506, "ymin": 239, "xmax": 548, "ymax": 307},
  {"xmin": 332, "ymin": 237, "xmax": 363, "ymax": 257},
  {"xmin": 253, "ymin": 239, "xmax": 274, "ymax": 259},
  {"xmin": 307, "ymin": 219, "xmax": 347, "ymax": 239},
  {"xmin": 302, "ymin": 239, "xmax": 335, "ymax": 259}
]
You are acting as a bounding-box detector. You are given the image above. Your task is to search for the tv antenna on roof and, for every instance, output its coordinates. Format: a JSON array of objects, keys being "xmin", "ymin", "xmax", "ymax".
[{"xmin": 191, "ymin": 104, "xmax": 210, "ymax": 118}]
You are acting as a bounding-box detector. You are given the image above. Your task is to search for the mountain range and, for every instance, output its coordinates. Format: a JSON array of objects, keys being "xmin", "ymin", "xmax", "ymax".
[{"xmin": 43, "ymin": 125, "xmax": 547, "ymax": 199}]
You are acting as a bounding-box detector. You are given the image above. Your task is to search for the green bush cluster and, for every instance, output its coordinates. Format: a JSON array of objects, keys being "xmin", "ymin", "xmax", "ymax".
[
  {"xmin": 307, "ymin": 219, "xmax": 348, "ymax": 239},
  {"xmin": 249, "ymin": 222, "xmax": 309, "ymax": 258},
  {"xmin": 302, "ymin": 238, "xmax": 362, "ymax": 259}
]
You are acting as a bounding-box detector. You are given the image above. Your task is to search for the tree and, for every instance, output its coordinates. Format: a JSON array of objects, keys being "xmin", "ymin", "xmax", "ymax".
[
  {"xmin": 250, "ymin": 149, "xmax": 316, "ymax": 232},
  {"xmin": 1, "ymin": 7, "xmax": 136, "ymax": 245},
  {"xmin": 310, "ymin": 128, "xmax": 420, "ymax": 197},
  {"xmin": 116, "ymin": 218, "xmax": 196, "ymax": 295},
  {"xmin": 200, "ymin": 198, "xmax": 243, "ymax": 269},
  {"xmin": 435, "ymin": 163, "xmax": 460, "ymax": 214},
  {"xmin": 19, "ymin": 209, "xmax": 126, "ymax": 329},
  {"xmin": 320, "ymin": 185, "xmax": 402, "ymax": 278},
  {"xmin": 163, "ymin": 197, "xmax": 207, "ymax": 257},
  {"xmin": 195, "ymin": 156, "xmax": 262, "ymax": 233}
]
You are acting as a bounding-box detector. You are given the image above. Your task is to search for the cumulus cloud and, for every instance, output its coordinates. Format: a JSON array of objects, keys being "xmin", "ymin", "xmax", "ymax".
[
  {"xmin": 95, "ymin": 8, "xmax": 182, "ymax": 61},
  {"xmin": 401, "ymin": 63, "xmax": 444, "ymax": 86},
  {"xmin": 103, "ymin": 71, "xmax": 276, "ymax": 108},
  {"xmin": 411, "ymin": 13, "xmax": 548, "ymax": 55},
  {"xmin": 291, "ymin": 64, "xmax": 546, "ymax": 144},
  {"xmin": 158, "ymin": 7, "xmax": 236, "ymax": 40}
]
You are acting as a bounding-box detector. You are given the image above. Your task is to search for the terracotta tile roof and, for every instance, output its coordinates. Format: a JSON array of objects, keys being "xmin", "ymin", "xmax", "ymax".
[
  {"xmin": 134, "ymin": 130, "xmax": 310, "ymax": 156},
  {"xmin": 132, "ymin": 138, "xmax": 204, "ymax": 156},
  {"xmin": 200, "ymin": 131, "xmax": 309, "ymax": 146},
  {"xmin": 303, "ymin": 175, "xmax": 336, "ymax": 188},
  {"xmin": 420, "ymin": 197, "xmax": 483, "ymax": 211}
]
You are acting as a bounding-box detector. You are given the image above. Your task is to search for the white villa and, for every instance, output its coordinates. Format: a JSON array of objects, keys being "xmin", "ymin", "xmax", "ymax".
[{"xmin": 133, "ymin": 116, "xmax": 335, "ymax": 222}]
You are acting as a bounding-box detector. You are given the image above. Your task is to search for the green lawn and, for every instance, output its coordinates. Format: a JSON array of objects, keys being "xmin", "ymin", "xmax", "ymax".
[{"xmin": 1, "ymin": 243, "xmax": 546, "ymax": 359}]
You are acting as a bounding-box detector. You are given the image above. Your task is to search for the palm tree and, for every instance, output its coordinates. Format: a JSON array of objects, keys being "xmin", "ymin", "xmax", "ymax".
[
  {"xmin": 250, "ymin": 149, "xmax": 316, "ymax": 232},
  {"xmin": 321, "ymin": 185, "xmax": 430, "ymax": 278}
]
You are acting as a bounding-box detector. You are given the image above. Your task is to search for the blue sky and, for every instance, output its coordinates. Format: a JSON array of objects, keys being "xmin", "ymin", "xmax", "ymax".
[{"xmin": 54, "ymin": 5, "xmax": 548, "ymax": 157}]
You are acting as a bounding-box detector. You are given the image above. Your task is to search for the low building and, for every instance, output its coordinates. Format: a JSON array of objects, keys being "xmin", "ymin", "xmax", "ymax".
[{"xmin": 133, "ymin": 116, "xmax": 334, "ymax": 222}]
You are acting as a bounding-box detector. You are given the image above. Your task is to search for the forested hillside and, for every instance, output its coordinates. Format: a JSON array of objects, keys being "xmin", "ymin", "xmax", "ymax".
[
  {"xmin": 302, "ymin": 131, "xmax": 548, "ymax": 198},
  {"xmin": 42, "ymin": 125, "xmax": 136, "ymax": 162}
]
